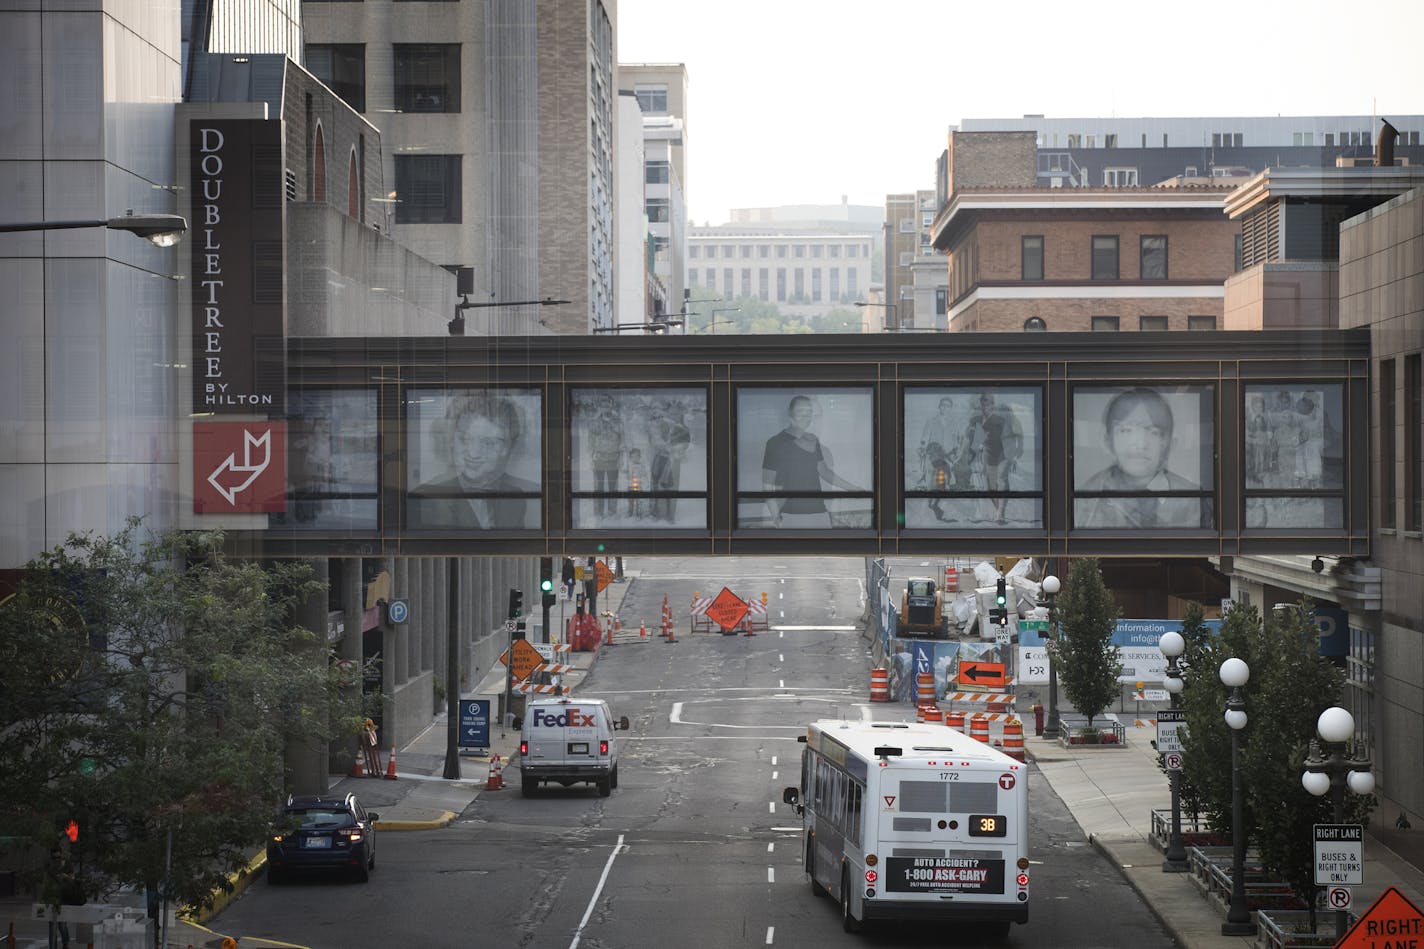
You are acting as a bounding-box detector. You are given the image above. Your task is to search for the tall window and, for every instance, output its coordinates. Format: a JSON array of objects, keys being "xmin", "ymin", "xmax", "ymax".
[
  {"xmin": 811, "ymin": 269, "xmax": 821, "ymax": 302},
  {"xmin": 829, "ymin": 268, "xmax": 840, "ymax": 300},
  {"xmin": 776, "ymin": 268, "xmax": 787, "ymax": 301},
  {"xmin": 758, "ymin": 268, "xmax": 769, "ymax": 301},
  {"xmin": 794, "ymin": 269, "xmax": 804, "ymax": 299},
  {"xmin": 394, "ymin": 154, "xmax": 461, "ymax": 223},
  {"xmin": 1140, "ymin": 235, "xmax": 1168, "ymax": 279},
  {"xmin": 1022, "ymin": 236, "xmax": 1044, "ymax": 280},
  {"xmin": 305, "ymin": 44, "xmax": 366, "ymax": 113},
  {"xmin": 1407, "ymin": 354, "xmax": 1422, "ymax": 531},
  {"xmin": 1091, "ymin": 236, "xmax": 1119, "ymax": 280},
  {"xmin": 1381, "ymin": 359, "xmax": 1397, "ymax": 529},
  {"xmin": 393, "ymin": 44, "xmax": 460, "ymax": 113}
]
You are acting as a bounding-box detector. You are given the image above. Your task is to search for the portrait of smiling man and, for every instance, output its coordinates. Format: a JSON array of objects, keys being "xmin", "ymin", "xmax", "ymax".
[{"xmin": 408, "ymin": 390, "xmax": 540, "ymax": 530}]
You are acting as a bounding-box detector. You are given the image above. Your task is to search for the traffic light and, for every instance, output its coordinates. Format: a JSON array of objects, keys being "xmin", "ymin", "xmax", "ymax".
[
  {"xmin": 540, "ymin": 558, "xmax": 556, "ymax": 609},
  {"xmin": 508, "ymin": 588, "xmax": 524, "ymax": 619},
  {"xmin": 990, "ymin": 577, "xmax": 1009, "ymax": 627}
]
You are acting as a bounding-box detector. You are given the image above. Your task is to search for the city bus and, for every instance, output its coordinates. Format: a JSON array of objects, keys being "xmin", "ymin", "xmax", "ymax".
[{"xmin": 782, "ymin": 719, "xmax": 1030, "ymax": 935}]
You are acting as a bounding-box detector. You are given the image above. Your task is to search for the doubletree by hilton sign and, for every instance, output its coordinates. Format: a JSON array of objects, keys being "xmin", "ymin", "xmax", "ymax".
[{"xmin": 189, "ymin": 119, "xmax": 286, "ymax": 415}]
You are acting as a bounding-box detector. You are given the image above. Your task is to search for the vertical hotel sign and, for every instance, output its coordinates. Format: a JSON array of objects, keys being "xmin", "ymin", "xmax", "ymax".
[{"xmin": 190, "ymin": 119, "xmax": 286, "ymax": 414}]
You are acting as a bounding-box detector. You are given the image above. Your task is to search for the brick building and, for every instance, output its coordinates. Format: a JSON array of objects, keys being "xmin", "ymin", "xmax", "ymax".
[{"xmin": 930, "ymin": 133, "xmax": 1239, "ymax": 333}]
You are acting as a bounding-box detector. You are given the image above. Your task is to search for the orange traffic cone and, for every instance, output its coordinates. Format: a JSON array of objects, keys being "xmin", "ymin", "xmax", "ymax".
[
  {"xmin": 640, "ymin": 620, "xmax": 648, "ymax": 639},
  {"xmin": 349, "ymin": 750, "xmax": 364, "ymax": 778},
  {"xmin": 486, "ymin": 754, "xmax": 503, "ymax": 790},
  {"xmin": 384, "ymin": 749, "xmax": 398, "ymax": 780}
]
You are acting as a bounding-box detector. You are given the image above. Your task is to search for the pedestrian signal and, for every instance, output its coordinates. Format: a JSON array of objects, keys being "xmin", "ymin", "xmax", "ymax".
[{"xmin": 64, "ymin": 819, "xmax": 79, "ymax": 843}]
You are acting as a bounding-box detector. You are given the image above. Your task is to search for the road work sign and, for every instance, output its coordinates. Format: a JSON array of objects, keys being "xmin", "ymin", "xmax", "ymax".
[
  {"xmin": 1335, "ymin": 886, "xmax": 1424, "ymax": 949},
  {"xmin": 705, "ymin": 587, "xmax": 749, "ymax": 631},
  {"xmin": 1314, "ymin": 823, "xmax": 1363, "ymax": 886}
]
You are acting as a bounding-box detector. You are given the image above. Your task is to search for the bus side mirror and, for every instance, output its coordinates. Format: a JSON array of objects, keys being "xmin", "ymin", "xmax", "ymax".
[
  {"xmin": 617, "ymin": 716, "xmax": 630, "ymax": 731},
  {"xmin": 782, "ymin": 787, "xmax": 799, "ymax": 806}
]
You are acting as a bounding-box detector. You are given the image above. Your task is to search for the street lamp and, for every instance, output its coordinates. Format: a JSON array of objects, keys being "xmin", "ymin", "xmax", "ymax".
[
  {"xmin": 1039, "ymin": 575, "xmax": 1062, "ymax": 739},
  {"xmin": 0, "ymin": 211, "xmax": 188, "ymax": 246},
  {"xmin": 854, "ymin": 300, "xmax": 898, "ymax": 332},
  {"xmin": 708, "ymin": 306, "xmax": 741, "ymax": 335},
  {"xmin": 592, "ymin": 320, "xmax": 684, "ymax": 334},
  {"xmin": 1219, "ymin": 657, "xmax": 1255, "ymax": 936},
  {"xmin": 1302, "ymin": 706, "xmax": 1374, "ymax": 940},
  {"xmin": 1159, "ymin": 631, "xmax": 1188, "ymax": 872},
  {"xmin": 448, "ymin": 295, "xmax": 571, "ymax": 335}
]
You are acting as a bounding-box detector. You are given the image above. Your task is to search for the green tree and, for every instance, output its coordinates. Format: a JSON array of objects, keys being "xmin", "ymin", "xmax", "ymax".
[
  {"xmin": 1053, "ymin": 558, "xmax": 1122, "ymax": 727},
  {"xmin": 0, "ymin": 520, "xmax": 368, "ymax": 920},
  {"xmin": 809, "ymin": 306, "xmax": 865, "ymax": 333},
  {"xmin": 1176, "ymin": 599, "xmax": 1370, "ymax": 912}
]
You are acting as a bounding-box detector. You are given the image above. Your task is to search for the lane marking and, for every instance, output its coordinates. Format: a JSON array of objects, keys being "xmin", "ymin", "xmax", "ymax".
[
  {"xmin": 779, "ymin": 679, "xmax": 784, "ymax": 688},
  {"xmin": 766, "ymin": 927, "xmax": 774, "ymax": 945},
  {"xmin": 771, "ymin": 625, "xmax": 858, "ymax": 631},
  {"xmin": 768, "ymin": 802, "xmax": 775, "ymax": 814},
  {"xmin": 568, "ymin": 833, "xmax": 625, "ymax": 949},
  {"xmin": 767, "ymin": 867, "xmax": 775, "ymax": 883},
  {"xmin": 771, "ymin": 756, "xmax": 777, "ymax": 765},
  {"xmin": 778, "ymin": 654, "xmax": 784, "ymax": 662},
  {"xmin": 768, "ymin": 842, "xmax": 775, "ymax": 853},
  {"xmin": 772, "ymin": 771, "xmax": 778, "ymax": 780}
]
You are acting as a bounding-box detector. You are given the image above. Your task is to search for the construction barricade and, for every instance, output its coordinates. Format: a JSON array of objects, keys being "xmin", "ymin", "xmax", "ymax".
[
  {"xmin": 923, "ymin": 706, "xmax": 944, "ymax": 726},
  {"xmin": 1001, "ymin": 719, "xmax": 1026, "ymax": 761},
  {"xmin": 869, "ymin": 668, "xmax": 890, "ymax": 702},
  {"xmin": 969, "ymin": 716, "xmax": 991, "ymax": 744},
  {"xmin": 915, "ymin": 672, "xmax": 937, "ymax": 709},
  {"xmin": 945, "ymin": 711, "xmax": 966, "ymax": 733}
]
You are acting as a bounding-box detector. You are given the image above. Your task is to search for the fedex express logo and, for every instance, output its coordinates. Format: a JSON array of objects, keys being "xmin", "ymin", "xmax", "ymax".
[{"xmin": 533, "ymin": 708, "xmax": 595, "ymax": 728}]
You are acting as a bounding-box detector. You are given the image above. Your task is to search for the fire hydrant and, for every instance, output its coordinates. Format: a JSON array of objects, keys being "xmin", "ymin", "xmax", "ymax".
[{"xmin": 1033, "ymin": 704, "xmax": 1045, "ymax": 737}]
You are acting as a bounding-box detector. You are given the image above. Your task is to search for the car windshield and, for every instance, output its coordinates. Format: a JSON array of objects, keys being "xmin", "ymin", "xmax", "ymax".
[{"xmin": 909, "ymin": 580, "xmax": 932, "ymax": 596}]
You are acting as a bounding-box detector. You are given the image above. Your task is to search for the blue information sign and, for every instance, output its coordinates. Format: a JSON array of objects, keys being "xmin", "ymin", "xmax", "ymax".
[{"xmin": 459, "ymin": 699, "xmax": 490, "ymax": 749}]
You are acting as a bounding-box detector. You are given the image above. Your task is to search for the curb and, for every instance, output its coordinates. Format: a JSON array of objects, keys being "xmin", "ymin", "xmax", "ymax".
[{"xmin": 1087, "ymin": 833, "xmax": 1199, "ymax": 949}]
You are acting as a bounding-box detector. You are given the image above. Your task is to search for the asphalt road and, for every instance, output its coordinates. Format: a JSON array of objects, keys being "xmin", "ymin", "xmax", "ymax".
[{"xmin": 212, "ymin": 556, "xmax": 1174, "ymax": 948}]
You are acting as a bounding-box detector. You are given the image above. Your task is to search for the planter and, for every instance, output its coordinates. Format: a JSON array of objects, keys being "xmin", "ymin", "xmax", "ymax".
[{"xmin": 1257, "ymin": 910, "xmax": 1355, "ymax": 949}]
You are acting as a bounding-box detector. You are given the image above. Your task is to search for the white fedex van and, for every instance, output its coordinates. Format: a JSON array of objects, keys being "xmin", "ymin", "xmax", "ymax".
[{"xmin": 519, "ymin": 697, "xmax": 629, "ymax": 797}]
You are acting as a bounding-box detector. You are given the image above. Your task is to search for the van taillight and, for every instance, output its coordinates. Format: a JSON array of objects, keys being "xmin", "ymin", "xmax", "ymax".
[
  {"xmin": 600, "ymin": 740, "xmax": 609, "ymax": 755},
  {"xmin": 520, "ymin": 740, "xmax": 528, "ymax": 755}
]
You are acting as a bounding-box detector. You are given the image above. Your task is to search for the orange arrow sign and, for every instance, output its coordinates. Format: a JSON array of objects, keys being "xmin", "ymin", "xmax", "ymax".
[
  {"xmin": 499, "ymin": 638, "xmax": 544, "ymax": 682},
  {"xmin": 958, "ymin": 661, "xmax": 1007, "ymax": 688},
  {"xmin": 1336, "ymin": 886, "xmax": 1424, "ymax": 948}
]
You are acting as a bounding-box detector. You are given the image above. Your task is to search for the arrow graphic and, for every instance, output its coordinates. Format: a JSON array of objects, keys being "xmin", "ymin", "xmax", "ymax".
[
  {"xmin": 206, "ymin": 429, "xmax": 273, "ymax": 505},
  {"xmin": 960, "ymin": 664, "xmax": 997, "ymax": 682}
]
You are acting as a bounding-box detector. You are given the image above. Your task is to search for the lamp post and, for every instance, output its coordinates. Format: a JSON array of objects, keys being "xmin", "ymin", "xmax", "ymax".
[
  {"xmin": 1302, "ymin": 706, "xmax": 1374, "ymax": 940},
  {"xmin": 708, "ymin": 306, "xmax": 741, "ymax": 335},
  {"xmin": 854, "ymin": 300, "xmax": 897, "ymax": 332},
  {"xmin": 1220, "ymin": 657, "xmax": 1255, "ymax": 936},
  {"xmin": 1039, "ymin": 575, "xmax": 1062, "ymax": 739},
  {"xmin": 1159, "ymin": 631, "xmax": 1188, "ymax": 872},
  {"xmin": 448, "ymin": 295, "xmax": 570, "ymax": 335},
  {"xmin": 592, "ymin": 320, "xmax": 684, "ymax": 334},
  {"xmin": 0, "ymin": 211, "xmax": 188, "ymax": 246}
]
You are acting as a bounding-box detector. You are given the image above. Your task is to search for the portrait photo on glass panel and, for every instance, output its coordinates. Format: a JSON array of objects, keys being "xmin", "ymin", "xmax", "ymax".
[
  {"xmin": 903, "ymin": 387, "xmax": 1040, "ymax": 528},
  {"xmin": 736, "ymin": 388, "xmax": 873, "ymax": 529},
  {"xmin": 1072, "ymin": 385, "xmax": 1214, "ymax": 529},
  {"xmin": 569, "ymin": 387, "xmax": 707, "ymax": 529},
  {"xmin": 276, "ymin": 389, "xmax": 379, "ymax": 530},
  {"xmin": 1244, "ymin": 384, "xmax": 1344, "ymax": 528},
  {"xmin": 406, "ymin": 388, "xmax": 541, "ymax": 530}
]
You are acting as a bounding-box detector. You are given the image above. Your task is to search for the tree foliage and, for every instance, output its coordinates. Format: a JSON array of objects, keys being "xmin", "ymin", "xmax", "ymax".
[
  {"xmin": 0, "ymin": 520, "xmax": 367, "ymax": 915},
  {"xmin": 1053, "ymin": 558, "xmax": 1122, "ymax": 726},
  {"xmin": 1177, "ymin": 599, "xmax": 1372, "ymax": 907}
]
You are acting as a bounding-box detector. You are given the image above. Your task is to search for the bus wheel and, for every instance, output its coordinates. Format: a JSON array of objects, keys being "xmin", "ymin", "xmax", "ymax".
[
  {"xmin": 840, "ymin": 869, "xmax": 861, "ymax": 933},
  {"xmin": 806, "ymin": 839, "xmax": 826, "ymax": 898}
]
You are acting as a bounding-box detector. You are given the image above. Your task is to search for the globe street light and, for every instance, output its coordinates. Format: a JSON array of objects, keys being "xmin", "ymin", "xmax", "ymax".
[
  {"xmin": 1219, "ymin": 656, "xmax": 1255, "ymax": 936},
  {"xmin": 1040, "ymin": 575, "xmax": 1062, "ymax": 739},
  {"xmin": 1302, "ymin": 706, "xmax": 1374, "ymax": 940},
  {"xmin": 0, "ymin": 211, "xmax": 188, "ymax": 246},
  {"xmin": 1159, "ymin": 631, "xmax": 1189, "ymax": 872}
]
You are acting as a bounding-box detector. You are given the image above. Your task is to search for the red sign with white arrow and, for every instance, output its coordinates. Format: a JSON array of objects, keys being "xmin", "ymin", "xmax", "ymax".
[{"xmin": 194, "ymin": 421, "xmax": 287, "ymax": 513}]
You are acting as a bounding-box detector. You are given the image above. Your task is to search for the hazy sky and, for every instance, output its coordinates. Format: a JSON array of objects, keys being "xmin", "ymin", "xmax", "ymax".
[{"xmin": 616, "ymin": 0, "xmax": 1424, "ymax": 225}]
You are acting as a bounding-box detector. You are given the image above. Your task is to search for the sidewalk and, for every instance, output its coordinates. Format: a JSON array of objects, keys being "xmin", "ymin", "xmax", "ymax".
[{"xmin": 1027, "ymin": 722, "xmax": 1424, "ymax": 948}]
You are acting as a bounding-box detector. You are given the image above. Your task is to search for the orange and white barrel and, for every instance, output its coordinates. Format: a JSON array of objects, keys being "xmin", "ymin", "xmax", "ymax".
[
  {"xmin": 969, "ymin": 715, "xmax": 991, "ymax": 744},
  {"xmin": 923, "ymin": 706, "xmax": 944, "ymax": 726},
  {"xmin": 1001, "ymin": 719, "xmax": 1026, "ymax": 761},
  {"xmin": 945, "ymin": 711, "xmax": 966, "ymax": 732},
  {"xmin": 869, "ymin": 668, "xmax": 890, "ymax": 702},
  {"xmin": 916, "ymin": 672, "xmax": 937, "ymax": 709}
]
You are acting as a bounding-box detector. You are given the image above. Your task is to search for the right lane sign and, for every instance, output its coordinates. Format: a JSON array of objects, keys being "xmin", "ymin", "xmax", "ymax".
[{"xmin": 1315, "ymin": 823, "xmax": 1363, "ymax": 886}]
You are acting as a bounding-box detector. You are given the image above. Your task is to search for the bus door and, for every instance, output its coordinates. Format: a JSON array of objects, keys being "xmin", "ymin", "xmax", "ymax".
[{"xmin": 877, "ymin": 765, "xmax": 1020, "ymax": 902}]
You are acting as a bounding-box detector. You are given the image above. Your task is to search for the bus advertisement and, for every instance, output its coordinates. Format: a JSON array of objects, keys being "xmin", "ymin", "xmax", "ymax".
[{"xmin": 783, "ymin": 719, "xmax": 1030, "ymax": 935}]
